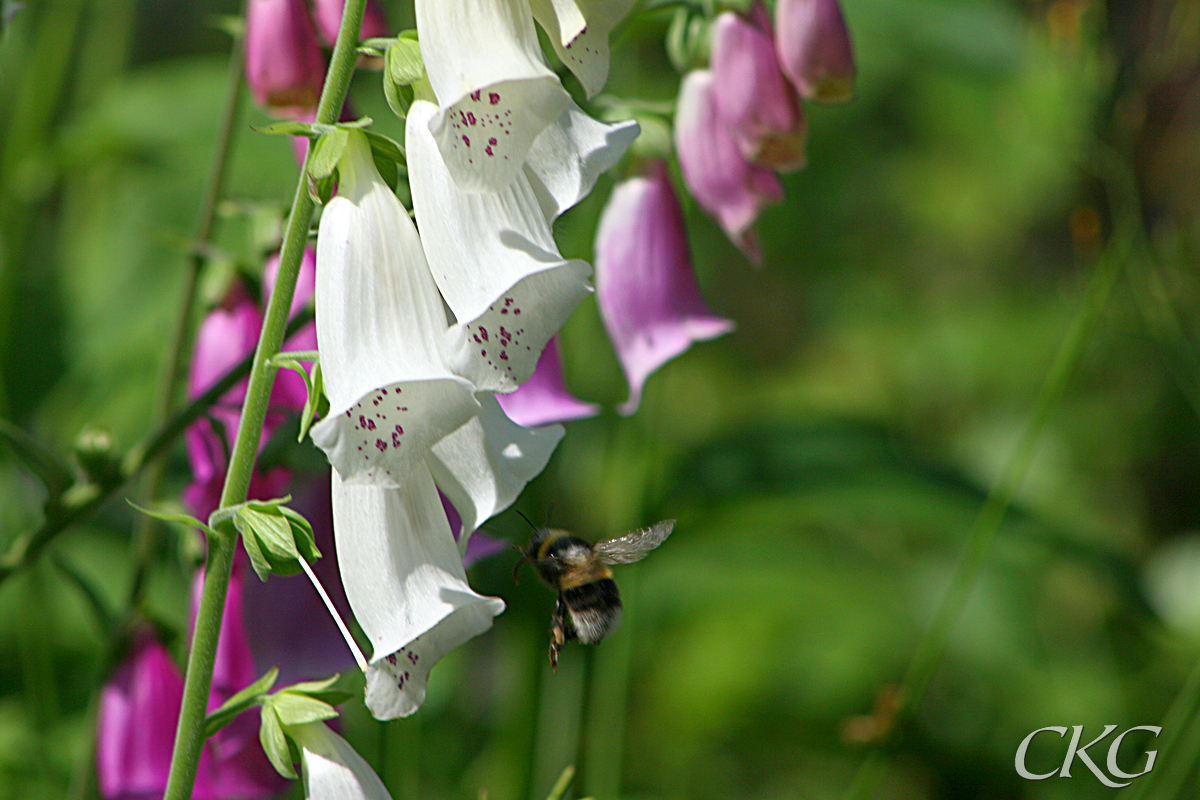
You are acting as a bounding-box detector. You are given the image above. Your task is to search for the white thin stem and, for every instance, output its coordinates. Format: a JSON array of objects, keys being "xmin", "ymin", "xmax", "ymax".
[{"xmin": 299, "ymin": 556, "xmax": 369, "ymax": 673}]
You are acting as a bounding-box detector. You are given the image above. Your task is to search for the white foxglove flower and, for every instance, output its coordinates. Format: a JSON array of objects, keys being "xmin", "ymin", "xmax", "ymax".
[
  {"xmin": 524, "ymin": 101, "xmax": 640, "ymax": 223},
  {"xmin": 529, "ymin": 0, "xmax": 635, "ymax": 98},
  {"xmin": 310, "ymin": 131, "xmax": 479, "ymax": 488},
  {"xmin": 289, "ymin": 721, "xmax": 393, "ymax": 800},
  {"xmin": 407, "ymin": 98, "xmax": 594, "ymax": 394},
  {"xmin": 415, "ymin": 0, "xmax": 569, "ymax": 192},
  {"xmin": 428, "ymin": 393, "xmax": 564, "ymax": 540},
  {"xmin": 334, "ymin": 462, "xmax": 505, "ymax": 719}
]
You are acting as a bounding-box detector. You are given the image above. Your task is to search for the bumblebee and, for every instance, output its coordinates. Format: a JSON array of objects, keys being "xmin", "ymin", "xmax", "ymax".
[{"xmin": 515, "ymin": 520, "xmax": 675, "ymax": 670}]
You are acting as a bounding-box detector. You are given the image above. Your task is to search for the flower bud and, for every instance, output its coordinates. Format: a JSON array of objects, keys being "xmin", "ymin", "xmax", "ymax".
[
  {"xmin": 774, "ymin": 0, "xmax": 856, "ymax": 103},
  {"xmin": 711, "ymin": 2, "xmax": 806, "ymax": 171},
  {"xmin": 245, "ymin": 0, "xmax": 327, "ymax": 118}
]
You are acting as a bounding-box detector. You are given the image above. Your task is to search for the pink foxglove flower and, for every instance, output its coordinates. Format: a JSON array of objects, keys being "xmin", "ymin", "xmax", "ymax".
[
  {"xmin": 675, "ymin": 69, "xmax": 784, "ymax": 260},
  {"xmin": 311, "ymin": 0, "xmax": 390, "ymax": 49},
  {"xmin": 595, "ymin": 162, "xmax": 734, "ymax": 415},
  {"xmin": 414, "ymin": 0, "xmax": 570, "ymax": 191},
  {"xmin": 245, "ymin": 0, "xmax": 327, "ymax": 118},
  {"xmin": 711, "ymin": 3, "xmax": 807, "ymax": 172},
  {"xmin": 774, "ymin": 0, "xmax": 856, "ymax": 103},
  {"xmin": 528, "ymin": 0, "xmax": 635, "ymax": 98},
  {"xmin": 496, "ymin": 336, "xmax": 598, "ymax": 427}
]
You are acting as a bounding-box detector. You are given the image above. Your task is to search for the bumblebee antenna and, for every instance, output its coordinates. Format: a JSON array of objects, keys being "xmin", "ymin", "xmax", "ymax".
[{"xmin": 516, "ymin": 509, "xmax": 539, "ymax": 533}]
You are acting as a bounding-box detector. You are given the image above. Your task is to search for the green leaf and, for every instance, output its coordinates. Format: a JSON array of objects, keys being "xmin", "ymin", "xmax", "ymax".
[
  {"xmin": 336, "ymin": 116, "xmax": 373, "ymax": 130},
  {"xmin": 270, "ymin": 692, "xmax": 339, "ymax": 726},
  {"xmin": 545, "ymin": 766, "xmax": 576, "ymax": 800},
  {"xmin": 205, "ymin": 666, "xmax": 279, "ymax": 738},
  {"xmin": 383, "ymin": 67, "xmax": 412, "ymax": 118},
  {"xmin": 360, "ymin": 36, "xmax": 395, "ymax": 52},
  {"xmin": 387, "ymin": 36, "xmax": 425, "ymax": 86},
  {"xmin": 258, "ymin": 705, "xmax": 297, "ymax": 779},
  {"xmin": 127, "ymin": 500, "xmax": 219, "ymax": 538},
  {"xmin": 309, "ymin": 127, "xmax": 349, "ymax": 180},
  {"xmin": 364, "ymin": 130, "xmax": 405, "ymax": 165},
  {"xmin": 284, "ymin": 674, "xmax": 341, "ymax": 695},
  {"xmin": 240, "ymin": 523, "xmax": 274, "ymax": 581},
  {"xmin": 237, "ymin": 506, "xmax": 296, "ymax": 560},
  {"xmin": 254, "ymin": 121, "xmax": 328, "ymax": 138},
  {"xmin": 298, "ymin": 361, "xmax": 324, "ymax": 443},
  {"xmin": 279, "ymin": 505, "xmax": 320, "ymax": 562},
  {"xmin": 270, "ymin": 350, "xmax": 319, "ymax": 366}
]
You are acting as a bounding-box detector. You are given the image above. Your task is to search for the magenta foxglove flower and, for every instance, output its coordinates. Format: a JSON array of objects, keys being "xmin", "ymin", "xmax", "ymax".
[
  {"xmin": 674, "ymin": 69, "xmax": 783, "ymax": 261},
  {"xmin": 245, "ymin": 0, "xmax": 327, "ymax": 118},
  {"xmin": 311, "ymin": 0, "xmax": 390, "ymax": 49},
  {"xmin": 496, "ymin": 336, "xmax": 598, "ymax": 428},
  {"xmin": 774, "ymin": 0, "xmax": 856, "ymax": 103},
  {"xmin": 711, "ymin": 3, "xmax": 807, "ymax": 172},
  {"xmin": 595, "ymin": 162, "xmax": 734, "ymax": 415}
]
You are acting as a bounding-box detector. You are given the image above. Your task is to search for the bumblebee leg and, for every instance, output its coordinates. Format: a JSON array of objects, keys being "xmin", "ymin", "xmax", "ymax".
[{"xmin": 549, "ymin": 596, "xmax": 568, "ymax": 672}]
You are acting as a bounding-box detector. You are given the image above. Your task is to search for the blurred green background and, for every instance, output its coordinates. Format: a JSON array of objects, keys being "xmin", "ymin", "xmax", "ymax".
[{"xmin": 4, "ymin": 0, "xmax": 1200, "ymax": 798}]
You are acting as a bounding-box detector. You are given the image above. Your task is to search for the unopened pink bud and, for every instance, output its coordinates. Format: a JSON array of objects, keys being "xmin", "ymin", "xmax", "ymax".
[
  {"xmin": 245, "ymin": 0, "xmax": 327, "ymax": 118},
  {"xmin": 775, "ymin": 0, "xmax": 856, "ymax": 103},
  {"xmin": 711, "ymin": 2, "xmax": 806, "ymax": 171},
  {"xmin": 675, "ymin": 69, "xmax": 784, "ymax": 260}
]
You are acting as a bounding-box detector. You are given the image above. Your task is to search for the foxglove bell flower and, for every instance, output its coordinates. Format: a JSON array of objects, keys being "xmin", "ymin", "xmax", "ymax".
[
  {"xmin": 774, "ymin": 0, "xmax": 856, "ymax": 103},
  {"xmin": 711, "ymin": 3, "xmax": 807, "ymax": 172},
  {"xmin": 288, "ymin": 722, "xmax": 393, "ymax": 800},
  {"xmin": 596, "ymin": 162, "xmax": 734, "ymax": 414},
  {"xmin": 311, "ymin": 0, "xmax": 390, "ymax": 49},
  {"xmin": 675, "ymin": 69, "xmax": 783, "ymax": 261},
  {"xmin": 406, "ymin": 98, "xmax": 594, "ymax": 394},
  {"xmin": 414, "ymin": 0, "xmax": 570, "ymax": 191},
  {"xmin": 333, "ymin": 463, "xmax": 505, "ymax": 719},
  {"xmin": 245, "ymin": 0, "xmax": 327, "ymax": 118},
  {"xmin": 310, "ymin": 130, "xmax": 479, "ymax": 489},
  {"xmin": 529, "ymin": 0, "xmax": 635, "ymax": 98},
  {"xmin": 496, "ymin": 336, "xmax": 598, "ymax": 427}
]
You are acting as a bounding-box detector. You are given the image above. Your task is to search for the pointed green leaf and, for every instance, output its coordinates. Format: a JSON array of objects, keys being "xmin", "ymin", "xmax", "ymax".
[
  {"xmin": 240, "ymin": 523, "xmax": 274, "ymax": 581},
  {"xmin": 259, "ymin": 705, "xmax": 296, "ymax": 779},
  {"xmin": 360, "ymin": 36, "xmax": 395, "ymax": 52},
  {"xmin": 236, "ymin": 507, "xmax": 296, "ymax": 560},
  {"xmin": 205, "ymin": 666, "xmax": 279, "ymax": 738},
  {"xmin": 335, "ymin": 116, "xmax": 373, "ymax": 130},
  {"xmin": 545, "ymin": 766, "xmax": 576, "ymax": 800},
  {"xmin": 284, "ymin": 674, "xmax": 341, "ymax": 695},
  {"xmin": 279, "ymin": 506, "xmax": 320, "ymax": 562},
  {"xmin": 365, "ymin": 130, "xmax": 405, "ymax": 165},
  {"xmin": 127, "ymin": 500, "xmax": 219, "ymax": 538},
  {"xmin": 271, "ymin": 692, "xmax": 339, "ymax": 726},
  {"xmin": 298, "ymin": 362, "xmax": 324, "ymax": 443},
  {"xmin": 309, "ymin": 127, "xmax": 349, "ymax": 180},
  {"xmin": 255, "ymin": 121, "xmax": 322, "ymax": 137}
]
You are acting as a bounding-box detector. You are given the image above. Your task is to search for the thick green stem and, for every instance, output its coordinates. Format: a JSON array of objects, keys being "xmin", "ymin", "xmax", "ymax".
[
  {"xmin": 161, "ymin": 1, "xmax": 368, "ymax": 798},
  {"xmin": 842, "ymin": 208, "xmax": 1130, "ymax": 800}
]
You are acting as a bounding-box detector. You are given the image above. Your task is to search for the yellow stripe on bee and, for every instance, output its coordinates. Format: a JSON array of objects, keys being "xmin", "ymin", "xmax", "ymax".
[
  {"xmin": 558, "ymin": 563, "xmax": 613, "ymax": 590},
  {"xmin": 535, "ymin": 529, "xmax": 570, "ymax": 561}
]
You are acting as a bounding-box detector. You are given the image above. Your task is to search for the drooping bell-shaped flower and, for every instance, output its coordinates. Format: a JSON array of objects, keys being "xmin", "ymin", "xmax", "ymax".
[
  {"xmin": 245, "ymin": 0, "xmax": 327, "ymax": 118},
  {"xmin": 405, "ymin": 98, "xmax": 595, "ymax": 394},
  {"xmin": 675, "ymin": 69, "xmax": 783, "ymax": 261},
  {"xmin": 311, "ymin": 0, "xmax": 390, "ymax": 49},
  {"xmin": 774, "ymin": 0, "xmax": 856, "ymax": 103},
  {"xmin": 310, "ymin": 130, "xmax": 479, "ymax": 489},
  {"xmin": 496, "ymin": 336, "xmax": 598, "ymax": 427},
  {"xmin": 595, "ymin": 162, "xmax": 734, "ymax": 415},
  {"xmin": 529, "ymin": 0, "xmax": 635, "ymax": 98},
  {"xmin": 288, "ymin": 722, "xmax": 393, "ymax": 800},
  {"xmin": 711, "ymin": 3, "xmax": 807, "ymax": 172},
  {"xmin": 413, "ymin": 0, "xmax": 570, "ymax": 191},
  {"xmin": 332, "ymin": 462, "xmax": 505, "ymax": 719},
  {"xmin": 441, "ymin": 491, "xmax": 510, "ymax": 568},
  {"xmin": 97, "ymin": 631, "xmax": 184, "ymax": 800},
  {"xmin": 427, "ymin": 393, "xmax": 564, "ymax": 539}
]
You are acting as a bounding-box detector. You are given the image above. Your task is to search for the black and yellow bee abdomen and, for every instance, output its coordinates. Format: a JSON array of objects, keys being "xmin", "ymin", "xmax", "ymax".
[{"xmin": 562, "ymin": 578, "xmax": 621, "ymax": 644}]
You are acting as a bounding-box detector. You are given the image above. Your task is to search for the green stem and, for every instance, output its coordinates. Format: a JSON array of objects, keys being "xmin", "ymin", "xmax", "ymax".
[
  {"xmin": 842, "ymin": 203, "xmax": 1130, "ymax": 800},
  {"xmin": 161, "ymin": 0, "xmax": 367, "ymax": 797}
]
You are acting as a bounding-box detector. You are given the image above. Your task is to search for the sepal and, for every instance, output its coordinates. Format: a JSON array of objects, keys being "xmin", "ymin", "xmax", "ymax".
[
  {"xmin": 226, "ymin": 498, "xmax": 322, "ymax": 580},
  {"xmin": 204, "ymin": 666, "xmax": 280, "ymax": 738}
]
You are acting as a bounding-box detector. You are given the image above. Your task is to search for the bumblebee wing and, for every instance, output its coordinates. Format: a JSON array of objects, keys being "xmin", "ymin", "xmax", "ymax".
[{"xmin": 594, "ymin": 520, "xmax": 675, "ymax": 564}]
